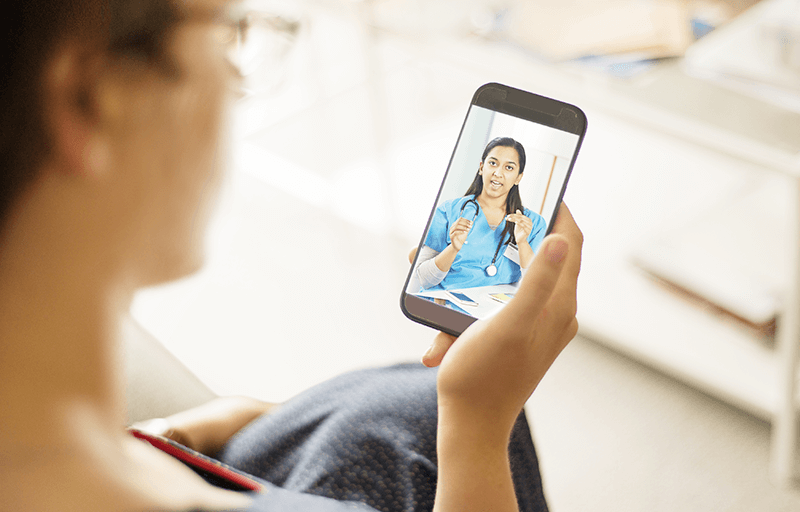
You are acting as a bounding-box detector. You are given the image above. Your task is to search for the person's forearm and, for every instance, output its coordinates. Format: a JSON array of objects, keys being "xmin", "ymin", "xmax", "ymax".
[
  {"xmin": 434, "ymin": 406, "xmax": 519, "ymax": 512},
  {"xmin": 164, "ymin": 396, "xmax": 279, "ymax": 456},
  {"xmin": 415, "ymin": 246, "xmax": 448, "ymax": 289},
  {"xmin": 517, "ymin": 240, "xmax": 534, "ymax": 269},
  {"xmin": 417, "ymin": 259, "xmax": 447, "ymax": 289},
  {"xmin": 434, "ymin": 245, "xmax": 459, "ymax": 273}
]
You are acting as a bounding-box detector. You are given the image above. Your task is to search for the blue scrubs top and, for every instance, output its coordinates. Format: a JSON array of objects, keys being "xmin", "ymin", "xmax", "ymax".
[{"xmin": 423, "ymin": 195, "xmax": 547, "ymax": 291}]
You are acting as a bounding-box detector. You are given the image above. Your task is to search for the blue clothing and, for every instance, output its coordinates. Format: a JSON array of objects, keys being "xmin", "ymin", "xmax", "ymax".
[
  {"xmin": 422, "ymin": 196, "xmax": 546, "ymax": 291},
  {"xmin": 187, "ymin": 364, "xmax": 549, "ymax": 512}
]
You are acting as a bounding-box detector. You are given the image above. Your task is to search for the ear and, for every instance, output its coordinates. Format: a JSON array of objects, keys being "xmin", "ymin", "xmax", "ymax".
[
  {"xmin": 478, "ymin": 161, "xmax": 483, "ymax": 175},
  {"xmin": 514, "ymin": 172, "xmax": 523, "ymax": 185},
  {"xmin": 44, "ymin": 44, "xmax": 109, "ymax": 179}
]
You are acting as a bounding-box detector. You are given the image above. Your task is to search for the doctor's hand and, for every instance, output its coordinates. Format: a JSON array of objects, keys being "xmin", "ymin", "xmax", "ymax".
[
  {"xmin": 423, "ymin": 204, "xmax": 582, "ymax": 435},
  {"xmin": 507, "ymin": 209, "xmax": 533, "ymax": 245},
  {"xmin": 449, "ymin": 217, "xmax": 473, "ymax": 251}
]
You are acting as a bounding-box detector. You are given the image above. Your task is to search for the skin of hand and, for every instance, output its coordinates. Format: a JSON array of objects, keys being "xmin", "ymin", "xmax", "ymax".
[
  {"xmin": 132, "ymin": 396, "xmax": 280, "ymax": 457},
  {"xmin": 422, "ymin": 204, "xmax": 582, "ymax": 512},
  {"xmin": 506, "ymin": 209, "xmax": 535, "ymax": 268},
  {"xmin": 426, "ymin": 203, "xmax": 581, "ymax": 425},
  {"xmin": 434, "ymin": 216, "xmax": 474, "ymax": 273},
  {"xmin": 506, "ymin": 209, "xmax": 533, "ymax": 244},
  {"xmin": 449, "ymin": 217, "xmax": 473, "ymax": 251}
]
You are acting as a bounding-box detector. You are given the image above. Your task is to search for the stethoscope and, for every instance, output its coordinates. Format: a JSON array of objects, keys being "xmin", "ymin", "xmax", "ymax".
[{"xmin": 457, "ymin": 198, "xmax": 510, "ymax": 277}]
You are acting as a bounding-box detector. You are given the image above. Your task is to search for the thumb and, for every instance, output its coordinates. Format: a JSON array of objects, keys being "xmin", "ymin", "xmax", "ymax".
[{"xmin": 503, "ymin": 235, "xmax": 568, "ymax": 318}]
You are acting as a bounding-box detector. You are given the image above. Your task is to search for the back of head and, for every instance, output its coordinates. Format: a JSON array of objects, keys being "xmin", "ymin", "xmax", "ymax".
[
  {"xmin": 2, "ymin": 2, "xmax": 97, "ymax": 224},
  {"xmin": 0, "ymin": 0, "xmax": 178, "ymax": 227}
]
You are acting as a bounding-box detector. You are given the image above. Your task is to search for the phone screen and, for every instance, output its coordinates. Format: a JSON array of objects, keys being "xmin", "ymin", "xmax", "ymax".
[{"xmin": 401, "ymin": 83, "xmax": 586, "ymax": 336}]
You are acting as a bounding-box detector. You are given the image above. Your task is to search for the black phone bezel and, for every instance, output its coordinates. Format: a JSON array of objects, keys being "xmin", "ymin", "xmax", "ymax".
[{"xmin": 399, "ymin": 83, "xmax": 587, "ymax": 337}]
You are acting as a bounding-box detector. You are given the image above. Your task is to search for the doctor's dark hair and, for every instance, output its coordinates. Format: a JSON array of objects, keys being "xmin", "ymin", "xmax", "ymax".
[
  {"xmin": 0, "ymin": 0, "xmax": 181, "ymax": 227},
  {"xmin": 464, "ymin": 137, "xmax": 527, "ymax": 246}
]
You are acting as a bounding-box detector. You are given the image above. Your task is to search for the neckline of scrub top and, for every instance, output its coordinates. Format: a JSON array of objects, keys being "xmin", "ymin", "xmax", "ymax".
[{"xmin": 468, "ymin": 196, "xmax": 503, "ymax": 231}]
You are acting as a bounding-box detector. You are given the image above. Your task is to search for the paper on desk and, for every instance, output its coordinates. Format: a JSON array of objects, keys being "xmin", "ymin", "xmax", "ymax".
[{"xmin": 507, "ymin": 0, "xmax": 694, "ymax": 61}]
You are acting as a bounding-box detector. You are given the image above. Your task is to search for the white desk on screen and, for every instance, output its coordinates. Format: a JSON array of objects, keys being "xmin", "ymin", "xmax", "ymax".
[{"xmin": 414, "ymin": 283, "xmax": 520, "ymax": 320}]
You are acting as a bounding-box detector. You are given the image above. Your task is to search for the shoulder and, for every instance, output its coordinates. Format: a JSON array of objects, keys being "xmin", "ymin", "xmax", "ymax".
[
  {"xmin": 439, "ymin": 196, "xmax": 470, "ymax": 209},
  {"xmin": 436, "ymin": 196, "xmax": 471, "ymax": 215},
  {"xmin": 522, "ymin": 208, "xmax": 545, "ymax": 225}
]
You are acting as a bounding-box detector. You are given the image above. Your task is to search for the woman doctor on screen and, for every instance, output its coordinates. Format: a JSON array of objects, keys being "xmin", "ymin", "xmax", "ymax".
[{"xmin": 415, "ymin": 137, "xmax": 547, "ymax": 291}]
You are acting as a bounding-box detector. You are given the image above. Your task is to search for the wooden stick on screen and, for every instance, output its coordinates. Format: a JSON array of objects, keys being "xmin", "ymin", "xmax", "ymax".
[{"xmin": 539, "ymin": 155, "xmax": 557, "ymax": 215}]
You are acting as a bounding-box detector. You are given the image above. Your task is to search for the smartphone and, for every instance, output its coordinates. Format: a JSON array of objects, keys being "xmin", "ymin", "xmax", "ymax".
[
  {"xmin": 446, "ymin": 291, "xmax": 479, "ymax": 307},
  {"xmin": 401, "ymin": 83, "xmax": 586, "ymax": 336}
]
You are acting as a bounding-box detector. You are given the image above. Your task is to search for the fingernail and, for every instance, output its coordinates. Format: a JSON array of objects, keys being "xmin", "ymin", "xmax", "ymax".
[
  {"xmin": 421, "ymin": 344, "xmax": 435, "ymax": 365},
  {"xmin": 546, "ymin": 239, "xmax": 568, "ymax": 263}
]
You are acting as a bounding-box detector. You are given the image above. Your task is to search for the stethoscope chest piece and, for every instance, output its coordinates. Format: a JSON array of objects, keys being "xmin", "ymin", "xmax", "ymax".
[{"xmin": 486, "ymin": 264, "xmax": 497, "ymax": 277}]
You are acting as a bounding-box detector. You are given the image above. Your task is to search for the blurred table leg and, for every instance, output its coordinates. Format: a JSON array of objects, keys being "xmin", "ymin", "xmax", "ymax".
[{"xmin": 771, "ymin": 175, "xmax": 800, "ymax": 487}]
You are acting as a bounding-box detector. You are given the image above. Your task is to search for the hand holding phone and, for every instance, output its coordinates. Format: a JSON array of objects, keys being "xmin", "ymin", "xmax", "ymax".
[
  {"xmin": 425, "ymin": 205, "xmax": 582, "ymax": 512},
  {"xmin": 425, "ymin": 204, "xmax": 582, "ymax": 412}
]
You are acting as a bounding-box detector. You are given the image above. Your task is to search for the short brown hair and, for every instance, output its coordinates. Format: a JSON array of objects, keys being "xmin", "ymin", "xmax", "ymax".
[{"xmin": 0, "ymin": 0, "xmax": 180, "ymax": 224}]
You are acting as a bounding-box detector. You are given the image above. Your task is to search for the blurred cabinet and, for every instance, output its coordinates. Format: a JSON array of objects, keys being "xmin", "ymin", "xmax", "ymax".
[
  {"xmin": 500, "ymin": 6, "xmax": 800, "ymax": 486},
  {"xmin": 356, "ymin": 0, "xmax": 800, "ymax": 485}
]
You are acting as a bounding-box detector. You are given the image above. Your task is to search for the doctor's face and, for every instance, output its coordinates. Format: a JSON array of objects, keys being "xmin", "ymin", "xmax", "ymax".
[{"xmin": 479, "ymin": 146, "xmax": 523, "ymax": 200}]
